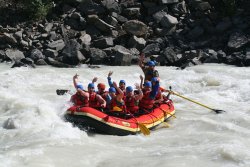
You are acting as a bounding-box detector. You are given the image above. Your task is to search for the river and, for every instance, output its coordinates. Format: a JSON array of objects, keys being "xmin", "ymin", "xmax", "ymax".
[{"xmin": 0, "ymin": 63, "xmax": 250, "ymax": 167}]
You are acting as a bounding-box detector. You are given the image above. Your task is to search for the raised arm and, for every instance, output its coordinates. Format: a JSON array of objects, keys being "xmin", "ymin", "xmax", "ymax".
[
  {"xmin": 107, "ymin": 71, "xmax": 114, "ymax": 87},
  {"xmin": 139, "ymin": 74, "xmax": 144, "ymax": 89},
  {"xmin": 138, "ymin": 53, "xmax": 145, "ymax": 69},
  {"xmin": 134, "ymin": 83, "xmax": 143, "ymax": 101},
  {"xmin": 73, "ymin": 74, "xmax": 79, "ymax": 90},
  {"xmin": 78, "ymin": 89, "xmax": 89, "ymax": 99}
]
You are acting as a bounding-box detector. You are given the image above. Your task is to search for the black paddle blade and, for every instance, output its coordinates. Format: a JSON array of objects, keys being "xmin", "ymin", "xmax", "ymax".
[
  {"xmin": 213, "ymin": 109, "xmax": 226, "ymax": 114},
  {"xmin": 56, "ymin": 89, "xmax": 69, "ymax": 95}
]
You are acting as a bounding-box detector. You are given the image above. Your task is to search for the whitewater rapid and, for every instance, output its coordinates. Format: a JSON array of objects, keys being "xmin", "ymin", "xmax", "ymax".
[{"xmin": 0, "ymin": 63, "xmax": 250, "ymax": 167}]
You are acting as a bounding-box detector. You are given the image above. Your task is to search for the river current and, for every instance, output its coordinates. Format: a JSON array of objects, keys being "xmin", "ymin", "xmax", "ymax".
[{"xmin": 0, "ymin": 63, "xmax": 249, "ymax": 167}]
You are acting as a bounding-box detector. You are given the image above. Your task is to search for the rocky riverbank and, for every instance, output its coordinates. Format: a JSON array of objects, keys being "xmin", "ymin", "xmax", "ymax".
[{"xmin": 0, "ymin": 0, "xmax": 249, "ymax": 68}]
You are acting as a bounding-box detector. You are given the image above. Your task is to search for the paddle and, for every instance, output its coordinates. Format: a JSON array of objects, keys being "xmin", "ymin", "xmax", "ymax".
[
  {"xmin": 56, "ymin": 89, "xmax": 70, "ymax": 95},
  {"xmin": 126, "ymin": 110, "xmax": 150, "ymax": 136},
  {"xmin": 165, "ymin": 88, "xmax": 225, "ymax": 114}
]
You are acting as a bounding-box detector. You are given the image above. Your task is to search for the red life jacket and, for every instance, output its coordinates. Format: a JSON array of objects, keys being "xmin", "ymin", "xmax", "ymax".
[
  {"xmin": 139, "ymin": 90, "xmax": 154, "ymax": 109},
  {"xmin": 125, "ymin": 96, "xmax": 139, "ymax": 114},
  {"xmin": 99, "ymin": 91, "xmax": 108, "ymax": 100},
  {"xmin": 89, "ymin": 92, "xmax": 101, "ymax": 108},
  {"xmin": 71, "ymin": 93, "xmax": 89, "ymax": 106},
  {"xmin": 109, "ymin": 98, "xmax": 126, "ymax": 112}
]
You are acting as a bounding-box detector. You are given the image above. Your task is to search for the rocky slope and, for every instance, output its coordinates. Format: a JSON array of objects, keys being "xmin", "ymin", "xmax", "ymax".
[{"xmin": 0, "ymin": 0, "xmax": 249, "ymax": 68}]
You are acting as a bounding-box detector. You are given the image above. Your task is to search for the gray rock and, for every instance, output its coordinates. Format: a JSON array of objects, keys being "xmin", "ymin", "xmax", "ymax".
[
  {"xmin": 0, "ymin": 33, "xmax": 17, "ymax": 44},
  {"xmin": 195, "ymin": 2, "xmax": 211, "ymax": 11},
  {"xmin": 79, "ymin": 33, "xmax": 92, "ymax": 46},
  {"xmin": 21, "ymin": 57, "xmax": 34, "ymax": 65},
  {"xmin": 13, "ymin": 31, "xmax": 23, "ymax": 41},
  {"xmin": 162, "ymin": 47, "xmax": 178, "ymax": 64},
  {"xmin": 101, "ymin": 0, "xmax": 121, "ymax": 13},
  {"xmin": 5, "ymin": 49, "xmax": 25, "ymax": 61},
  {"xmin": 128, "ymin": 35, "xmax": 146, "ymax": 51},
  {"xmin": 47, "ymin": 39, "xmax": 65, "ymax": 51},
  {"xmin": 78, "ymin": 2, "xmax": 106, "ymax": 15},
  {"xmin": 44, "ymin": 23, "xmax": 54, "ymax": 32},
  {"xmin": 112, "ymin": 45, "xmax": 132, "ymax": 66},
  {"xmin": 46, "ymin": 57, "xmax": 73, "ymax": 68},
  {"xmin": 0, "ymin": 50, "xmax": 6, "ymax": 60},
  {"xmin": 93, "ymin": 37, "xmax": 114, "ymax": 49},
  {"xmin": 105, "ymin": 16, "xmax": 118, "ymax": 27},
  {"xmin": 61, "ymin": 39, "xmax": 85, "ymax": 65},
  {"xmin": 36, "ymin": 59, "xmax": 48, "ymax": 65},
  {"xmin": 245, "ymin": 48, "xmax": 250, "ymax": 66},
  {"xmin": 20, "ymin": 40, "xmax": 29, "ymax": 47},
  {"xmin": 89, "ymin": 48, "xmax": 107, "ymax": 64},
  {"xmin": 123, "ymin": 8, "xmax": 140, "ymax": 18},
  {"xmin": 88, "ymin": 15, "xmax": 115, "ymax": 33},
  {"xmin": 228, "ymin": 32, "xmax": 249, "ymax": 50},
  {"xmin": 49, "ymin": 31, "xmax": 57, "ymax": 41},
  {"xmin": 142, "ymin": 43, "xmax": 161, "ymax": 56},
  {"xmin": 159, "ymin": 0, "xmax": 179, "ymax": 5},
  {"xmin": 160, "ymin": 14, "xmax": 178, "ymax": 28},
  {"xmin": 111, "ymin": 12, "xmax": 128, "ymax": 23},
  {"xmin": 30, "ymin": 49, "xmax": 45, "ymax": 61},
  {"xmin": 153, "ymin": 11, "xmax": 168, "ymax": 23},
  {"xmin": 44, "ymin": 48, "xmax": 58, "ymax": 58},
  {"xmin": 123, "ymin": 20, "xmax": 148, "ymax": 36}
]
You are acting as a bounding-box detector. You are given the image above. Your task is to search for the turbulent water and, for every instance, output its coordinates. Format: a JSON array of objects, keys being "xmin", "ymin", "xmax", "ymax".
[{"xmin": 0, "ymin": 63, "xmax": 250, "ymax": 167}]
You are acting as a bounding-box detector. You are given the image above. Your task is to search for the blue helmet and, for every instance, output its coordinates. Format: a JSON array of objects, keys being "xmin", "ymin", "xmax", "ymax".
[
  {"xmin": 109, "ymin": 87, "xmax": 116, "ymax": 93},
  {"xmin": 144, "ymin": 81, "xmax": 152, "ymax": 88},
  {"xmin": 77, "ymin": 84, "xmax": 84, "ymax": 90},
  {"xmin": 88, "ymin": 83, "xmax": 95, "ymax": 88},
  {"xmin": 147, "ymin": 61, "xmax": 156, "ymax": 66},
  {"xmin": 119, "ymin": 80, "xmax": 126, "ymax": 84},
  {"xmin": 126, "ymin": 86, "xmax": 133, "ymax": 92}
]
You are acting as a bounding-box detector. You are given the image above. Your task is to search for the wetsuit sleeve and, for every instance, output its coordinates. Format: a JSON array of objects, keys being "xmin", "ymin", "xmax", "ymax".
[
  {"xmin": 107, "ymin": 76, "xmax": 113, "ymax": 87},
  {"xmin": 149, "ymin": 81, "xmax": 160, "ymax": 99}
]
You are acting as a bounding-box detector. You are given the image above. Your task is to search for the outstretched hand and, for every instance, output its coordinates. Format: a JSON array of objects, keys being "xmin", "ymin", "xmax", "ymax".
[
  {"xmin": 108, "ymin": 71, "xmax": 113, "ymax": 77},
  {"xmin": 73, "ymin": 74, "xmax": 79, "ymax": 79},
  {"xmin": 92, "ymin": 77, "xmax": 98, "ymax": 83}
]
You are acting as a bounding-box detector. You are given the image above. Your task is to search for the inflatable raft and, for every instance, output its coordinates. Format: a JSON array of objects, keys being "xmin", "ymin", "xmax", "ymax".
[{"xmin": 65, "ymin": 100, "xmax": 175, "ymax": 136}]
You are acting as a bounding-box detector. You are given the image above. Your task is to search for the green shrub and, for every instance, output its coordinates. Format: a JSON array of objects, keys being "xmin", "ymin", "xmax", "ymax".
[{"xmin": 21, "ymin": 0, "xmax": 53, "ymax": 20}]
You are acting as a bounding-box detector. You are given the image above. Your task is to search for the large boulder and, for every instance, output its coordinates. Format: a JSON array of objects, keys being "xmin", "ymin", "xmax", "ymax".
[
  {"xmin": 5, "ymin": 49, "xmax": 25, "ymax": 61},
  {"xmin": 122, "ymin": 20, "xmax": 148, "ymax": 36},
  {"xmin": 89, "ymin": 48, "xmax": 108, "ymax": 64},
  {"xmin": 61, "ymin": 39, "xmax": 86, "ymax": 65}
]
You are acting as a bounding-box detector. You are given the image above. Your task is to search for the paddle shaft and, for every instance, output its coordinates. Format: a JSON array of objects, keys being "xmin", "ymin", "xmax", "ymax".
[{"xmin": 166, "ymin": 90, "xmax": 222, "ymax": 113}]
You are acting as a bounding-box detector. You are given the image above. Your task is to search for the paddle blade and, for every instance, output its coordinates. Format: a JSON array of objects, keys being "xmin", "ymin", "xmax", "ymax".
[
  {"xmin": 213, "ymin": 109, "xmax": 226, "ymax": 114},
  {"xmin": 138, "ymin": 123, "xmax": 150, "ymax": 136},
  {"xmin": 163, "ymin": 122, "xmax": 171, "ymax": 128},
  {"xmin": 56, "ymin": 89, "xmax": 69, "ymax": 95},
  {"xmin": 113, "ymin": 106, "xmax": 123, "ymax": 112}
]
